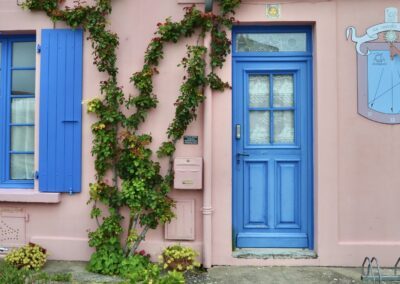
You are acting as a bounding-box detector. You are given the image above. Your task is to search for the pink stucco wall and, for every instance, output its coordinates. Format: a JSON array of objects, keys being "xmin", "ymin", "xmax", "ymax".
[{"xmin": 0, "ymin": 0, "xmax": 400, "ymax": 267}]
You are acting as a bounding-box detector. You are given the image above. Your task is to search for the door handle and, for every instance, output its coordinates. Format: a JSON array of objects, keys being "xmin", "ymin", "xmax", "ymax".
[{"xmin": 236, "ymin": 152, "xmax": 249, "ymax": 163}]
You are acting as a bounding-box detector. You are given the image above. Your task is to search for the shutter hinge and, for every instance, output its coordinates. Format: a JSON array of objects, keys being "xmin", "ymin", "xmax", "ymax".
[
  {"xmin": 34, "ymin": 171, "xmax": 39, "ymax": 180},
  {"xmin": 36, "ymin": 44, "xmax": 41, "ymax": 54}
]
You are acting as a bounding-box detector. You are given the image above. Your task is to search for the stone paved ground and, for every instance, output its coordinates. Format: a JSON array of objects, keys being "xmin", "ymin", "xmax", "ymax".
[{"xmin": 42, "ymin": 261, "xmax": 400, "ymax": 283}]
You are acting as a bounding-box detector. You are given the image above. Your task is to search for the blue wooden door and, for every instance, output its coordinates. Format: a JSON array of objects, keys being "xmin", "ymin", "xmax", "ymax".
[{"xmin": 232, "ymin": 27, "xmax": 313, "ymax": 249}]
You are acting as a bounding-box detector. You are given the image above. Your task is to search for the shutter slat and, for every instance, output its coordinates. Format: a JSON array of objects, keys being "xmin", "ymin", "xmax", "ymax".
[{"xmin": 39, "ymin": 29, "xmax": 83, "ymax": 193}]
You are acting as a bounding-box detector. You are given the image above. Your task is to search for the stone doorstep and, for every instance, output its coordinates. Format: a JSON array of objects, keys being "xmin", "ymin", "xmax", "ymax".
[{"xmin": 232, "ymin": 248, "xmax": 318, "ymax": 259}]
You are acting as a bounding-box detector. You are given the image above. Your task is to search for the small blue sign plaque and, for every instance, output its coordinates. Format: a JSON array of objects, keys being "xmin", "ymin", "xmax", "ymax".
[{"xmin": 183, "ymin": 136, "xmax": 199, "ymax": 145}]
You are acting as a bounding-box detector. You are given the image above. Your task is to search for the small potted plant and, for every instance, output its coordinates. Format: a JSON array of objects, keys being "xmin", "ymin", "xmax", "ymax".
[
  {"xmin": 5, "ymin": 243, "xmax": 47, "ymax": 271},
  {"xmin": 160, "ymin": 244, "xmax": 200, "ymax": 272}
]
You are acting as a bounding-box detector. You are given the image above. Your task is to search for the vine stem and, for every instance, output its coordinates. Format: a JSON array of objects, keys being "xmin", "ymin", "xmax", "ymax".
[
  {"xmin": 130, "ymin": 225, "xmax": 150, "ymax": 256},
  {"xmin": 93, "ymin": 202, "xmax": 101, "ymax": 227},
  {"xmin": 113, "ymin": 123, "xmax": 119, "ymax": 188},
  {"xmin": 124, "ymin": 216, "xmax": 134, "ymax": 257}
]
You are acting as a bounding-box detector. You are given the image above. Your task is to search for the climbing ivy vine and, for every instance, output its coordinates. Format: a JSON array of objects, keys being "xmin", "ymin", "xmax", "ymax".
[{"xmin": 21, "ymin": 0, "xmax": 240, "ymax": 275}]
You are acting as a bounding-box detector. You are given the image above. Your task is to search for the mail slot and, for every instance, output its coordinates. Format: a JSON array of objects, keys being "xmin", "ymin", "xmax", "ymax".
[{"xmin": 174, "ymin": 157, "xmax": 202, "ymax": 190}]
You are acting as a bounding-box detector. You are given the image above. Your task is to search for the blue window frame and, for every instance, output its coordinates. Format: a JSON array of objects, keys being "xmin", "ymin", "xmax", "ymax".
[{"xmin": 0, "ymin": 35, "xmax": 36, "ymax": 188}]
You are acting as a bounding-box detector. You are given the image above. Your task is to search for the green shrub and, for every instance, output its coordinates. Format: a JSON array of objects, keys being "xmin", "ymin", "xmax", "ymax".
[
  {"xmin": 119, "ymin": 254, "xmax": 154, "ymax": 281},
  {"xmin": 159, "ymin": 270, "xmax": 185, "ymax": 284},
  {"xmin": 0, "ymin": 261, "xmax": 71, "ymax": 283},
  {"xmin": 5, "ymin": 243, "xmax": 47, "ymax": 271},
  {"xmin": 87, "ymin": 248, "xmax": 124, "ymax": 275},
  {"xmin": 0, "ymin": 261, "xmax": 30, "ymax": 284},
  {"xmin": 160, "ymin": 245, "xmax": 200, "ymax": 272},
  {"xmin": 119, "ymin": 254, "xmax": 185, "ymax": 283}
]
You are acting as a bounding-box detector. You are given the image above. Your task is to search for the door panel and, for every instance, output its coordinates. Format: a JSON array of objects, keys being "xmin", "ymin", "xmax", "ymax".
[
  {"xmin": 276, "ymin": 160, "xmax": 300, "ymax": 229},
  {"xmin": 244, "ymin": 161, "xmax": 269, "ymax": 228},
  {"xmin": 233, "ymin": 59, "xmax": 313, "ymax": 249}
]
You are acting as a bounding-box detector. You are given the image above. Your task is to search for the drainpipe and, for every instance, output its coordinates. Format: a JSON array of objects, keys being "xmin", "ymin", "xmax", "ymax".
[{"xmin": 202, "ymin": 0, "xmax": 214, "ymax": 269}]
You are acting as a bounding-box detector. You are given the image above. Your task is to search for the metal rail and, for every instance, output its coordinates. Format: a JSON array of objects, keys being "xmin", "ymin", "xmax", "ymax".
[{"xmin": 361, "ymin": 257, "xmax": 400, "ymax": 283}]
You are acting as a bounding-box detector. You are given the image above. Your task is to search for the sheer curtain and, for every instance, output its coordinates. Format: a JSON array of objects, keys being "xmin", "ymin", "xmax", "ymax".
[
  {"xmin": 249, "ymin": 75, "xmax": 270, "ymax": 144},
  {"xmin": 11, "ymin": 98, "xmax": 34, "ymax": 180},
  {"xmin": 273, "ymin": 75, "xmax": 294, "ymax": 144}
]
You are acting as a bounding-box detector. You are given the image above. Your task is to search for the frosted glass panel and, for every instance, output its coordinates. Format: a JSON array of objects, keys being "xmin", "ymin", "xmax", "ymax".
[
  {"xmin": 11, "ymin": 126, "xmax": 34, "ymax": 151},
  {"xmin": 13, "ymin": 42, "xmax": 36, "ymax": 67},
  {"xmin": 273, "ymin": 75, "xmax": 294, "ymax": 107},
  {"xmin": 273, "ymin": 111, "xmax": 294, "ymax": 144},
  {"xmin": 249, "ymin": 75, "xmax": 269, "ymax": 107},
  {"xmin": 12, "ymin": 70, "xmax": 35, "ymax": 95},
  {"xmin": 10, "ymin": 154, "xmax": 34, "ymax": 180},
  {"xmin": 250, "ymin": 111, "xmax": 270, "ymax": 144},
  {"xmin": 236, "ymin": 33, "xmax": 307, "ymax": 52},
  {"xmin": 11, "ymin": 98, "xmax": 35, "ymax": 124}
]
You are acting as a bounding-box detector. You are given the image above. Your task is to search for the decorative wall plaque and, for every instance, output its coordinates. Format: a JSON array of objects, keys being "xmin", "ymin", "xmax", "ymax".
[
  {"xmin": 266, "ymin": 4, "xmax": 281, "ymax": 19},
  {"xmin": 347, "ymin": 7, "xmax": 400, "ymax": 124}
]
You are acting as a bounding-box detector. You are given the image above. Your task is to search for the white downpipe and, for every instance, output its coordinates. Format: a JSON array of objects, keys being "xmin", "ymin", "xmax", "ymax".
[{"xmin": 202, "ymin": 31, "xmax": 213, "ymax": 269}]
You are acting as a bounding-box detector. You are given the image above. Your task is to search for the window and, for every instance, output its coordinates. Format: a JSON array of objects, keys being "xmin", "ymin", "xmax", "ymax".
[
  {"xmin": 0, "ymin": 29, "xmax": 83, "ymax": 195},
  {"xmin": 236, "ymin": 33, "xmax": 307, "ymax": 53},
  {"xmin": 248, "ymin": 73, "xmax": 295, "ymax": 145},
  {"xmin": 0, "ymin": 36, "xmax": 36, "ymax": 188},
  {"xmin": 233, "ymin": 26, "xmax": 312, "ymax": 55}
]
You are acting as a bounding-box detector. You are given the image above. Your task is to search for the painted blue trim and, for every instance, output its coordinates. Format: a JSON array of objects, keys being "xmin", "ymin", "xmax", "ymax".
[
  {"xmin": 11, "ymin": 94, "xmax": 35, "ymax": 98},
  {"xmin": 11, "ymin": 67, "xmax": 35, "ymax": 70},
  {"xmin": 9, "ymin": 124, "xmax": 35, "ymax": 127},
  {"xmin": 232, "ymin": 26, "xmax": 314, "ymax": 250},
  {"xmin": 0, "ymin": 35, "xmax": 35, "ymax": 189}
]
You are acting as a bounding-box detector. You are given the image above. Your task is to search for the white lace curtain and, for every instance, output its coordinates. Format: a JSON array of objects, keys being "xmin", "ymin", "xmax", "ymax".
[
  {"xmin": 249, "ymin": 75, "xmax": 294, "ymax": 144},
  {"xmin": 11, "ymin": 98, "xmax": 34, "ymax": 180}
]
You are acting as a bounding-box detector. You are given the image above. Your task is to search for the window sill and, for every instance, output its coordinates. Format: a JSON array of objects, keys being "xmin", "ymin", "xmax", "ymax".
[{"xmin": 0, "ymin": 189, "xmax": 60, "ymax": 203}]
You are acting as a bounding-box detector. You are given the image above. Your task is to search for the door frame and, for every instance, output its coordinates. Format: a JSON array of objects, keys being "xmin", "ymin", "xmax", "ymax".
[{"xmin": 231, "ymin": 25, "xmax": 314, "ymax": 250}]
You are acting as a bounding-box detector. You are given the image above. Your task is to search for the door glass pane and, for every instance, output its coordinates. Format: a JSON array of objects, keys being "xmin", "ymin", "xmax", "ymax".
[
  {"xmin": 11, "ymin": 98, "xmax": 35, "ymax": 124},
  {"xmin": 236, "ymin": 33, "xmax": 307, "ymax": 52},
  {"xmin": 11, "ymin": 126, "xmax": 34, "ymax": 151},
  {"xmin": 249, "ymin": 75, "xmax": 269, "ymax": 107},
  {"xmin": 12, "ymin": 70, "xmax": 35, "ymax": 95},
  {"xmin": 10, "ymin": 154, "xmax": 34, "ymax": 180},
  {"xmin": 12, "ymin": 42, "xmax": 35, "ymax": 67},
  {"xmin": 249, "ymin": 111, "xmax": 270, "ymax": 144},
  {"xmin": 273, "ymin": 111, "xmax": 294, "ymax": 144},
  {"xmin": 273, "ymin": 75, "xmax": 294, "ymax": 107}
]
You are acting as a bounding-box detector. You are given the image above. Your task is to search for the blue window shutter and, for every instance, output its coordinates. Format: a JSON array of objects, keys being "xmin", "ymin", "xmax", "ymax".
[{"xmin": 39, "ymin": 29, "xmax": 83, "ymax": 193}]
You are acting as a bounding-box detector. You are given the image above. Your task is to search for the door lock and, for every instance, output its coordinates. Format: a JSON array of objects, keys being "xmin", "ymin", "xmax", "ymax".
[{"xmin": 235, "ymin": 124, "xmax": 241, "ymax": 139}]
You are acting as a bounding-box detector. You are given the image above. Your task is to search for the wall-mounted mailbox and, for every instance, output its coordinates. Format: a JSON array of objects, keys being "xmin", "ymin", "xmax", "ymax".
[{"xmin": 174, "ymin": 157, "xmax": 202, "ymax": 190}]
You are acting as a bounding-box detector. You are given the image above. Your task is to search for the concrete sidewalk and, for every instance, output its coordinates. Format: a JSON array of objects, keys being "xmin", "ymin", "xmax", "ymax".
[
  {"xmin": 42, "ymin": 261, "xmax": 383, "ymax": 283},
  {"xmin": 192, "ymin": 266, "xmax": 362, "ymax": 284}
]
